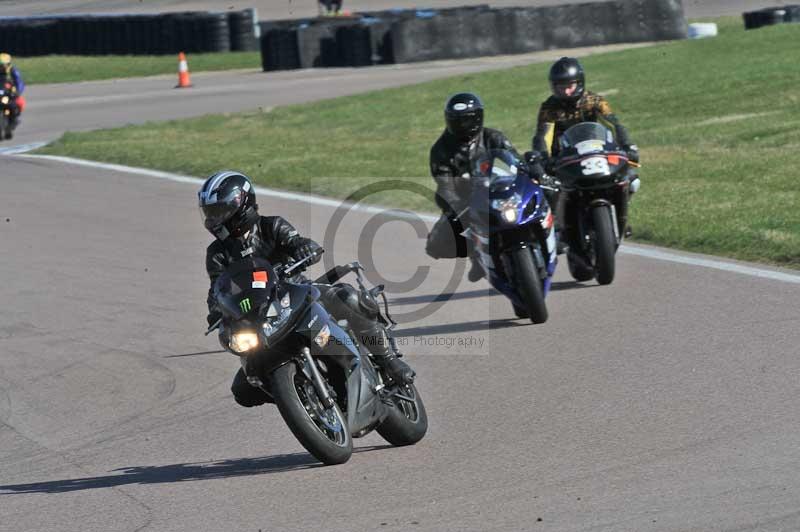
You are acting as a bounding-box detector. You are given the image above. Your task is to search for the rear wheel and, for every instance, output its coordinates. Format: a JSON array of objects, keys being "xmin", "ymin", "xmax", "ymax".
[
  {"xmin": 591, "ymin": 206, "xmax": 616, "ymax": 285},
  {"xmin": 270, "ymin": 361, "xmax": 352, "ymax": 465},
  {"xmin": 377, "ymin": 382, "xmax": 428, "ymax": 446},
  {"xmin": 510, "ymin": 247, "xmax": 548, "ymax": 324}
]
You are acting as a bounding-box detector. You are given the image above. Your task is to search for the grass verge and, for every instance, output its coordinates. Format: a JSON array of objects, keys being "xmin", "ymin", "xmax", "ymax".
[
  {"xmin": 37, "ymin": 17, "xmax": 800, "ymax": 268},
  {"xmin": 15, "ymin": 52, "xmax": 261, "ymax": 84}
]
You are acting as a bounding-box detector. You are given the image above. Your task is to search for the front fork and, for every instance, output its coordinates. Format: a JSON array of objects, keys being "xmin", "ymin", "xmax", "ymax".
[{"xmin": 300, "ymin": 347, "xmax": 336, "ymax": 409}]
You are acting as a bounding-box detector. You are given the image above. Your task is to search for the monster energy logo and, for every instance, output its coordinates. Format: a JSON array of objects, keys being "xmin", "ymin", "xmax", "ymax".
[{"xmin": 239, "ymin": 298, "xmax": 251, "ymax": 313}]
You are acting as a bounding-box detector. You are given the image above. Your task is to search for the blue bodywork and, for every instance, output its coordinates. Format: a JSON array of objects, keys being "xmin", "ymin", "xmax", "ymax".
[{"xmin": 467, "ymin": 152, "xmax": 557, "ymax": 308}]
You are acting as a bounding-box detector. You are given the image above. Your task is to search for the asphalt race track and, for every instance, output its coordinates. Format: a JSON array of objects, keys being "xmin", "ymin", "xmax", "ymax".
[
  {"xmin": 2, "ymin": 3, "xmax": 800, "ymax": 530},
  {"xmin": 4, "ymin": 149, "xmax": 800, "ymax": 532}
]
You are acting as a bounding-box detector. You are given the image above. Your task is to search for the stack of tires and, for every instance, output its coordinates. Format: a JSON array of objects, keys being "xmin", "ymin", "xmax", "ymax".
[
  {"xmin": 259, "ymin": 19, "xmax": 304, "ymax": 71},
  {"xmin": 228, "ymin": 8, "xmax": 260, "ymax": 51},
  {"xmin": 0, "ymin": 11, "xmax": 245, "ymax": 56},
  {"xmin": 743, "ymin": 6, "xmax": 800, "ymax": 29},
  {"xmin": 258, "ymin": 0, "xmax": 687, "ymax": 72}
]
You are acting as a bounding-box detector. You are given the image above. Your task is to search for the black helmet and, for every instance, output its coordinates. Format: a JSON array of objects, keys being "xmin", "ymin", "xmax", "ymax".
[
  {"xmin": 549, "ymin": 57, "xmax": 585, "ymax": 103},
  {"xmin": 444, "ymin": 92, "xmax": 484, "ymax": 142},
  {"xmin": 198, "ymin": 171, "xmax": 258, "ymax": 241}
]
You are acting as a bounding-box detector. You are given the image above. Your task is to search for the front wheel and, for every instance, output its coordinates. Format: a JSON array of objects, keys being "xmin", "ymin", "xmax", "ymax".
[
  {"xmin": 510, "ymin": 247, "xmax": 548, "ymax": 324},
  {"xmin": 270, "ymin": 361, "xmax": 352, "ymax": 465},
  {"xmin": 591, "ymin": 206, "xmax": 616, "ymax": 285},
  {"xmin": 0, "ymin": 114, "xmax": 7, "ymax": 142},
  {"xmin": 377, "ymin": 382, "xmax": 428, "ymax": 446}
]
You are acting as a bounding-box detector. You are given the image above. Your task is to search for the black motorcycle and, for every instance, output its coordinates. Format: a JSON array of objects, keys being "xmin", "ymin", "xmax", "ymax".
[
  {"xmin": 207, "ymin": 251, "xmax": 427, "ymax": 465},
  {"xmin": 550, "ymin": 122, "xmax": 639, "ymax": 285},
  {"xmin": 0, "ymin": 82, "xmax": 16, "ymax": 141}
]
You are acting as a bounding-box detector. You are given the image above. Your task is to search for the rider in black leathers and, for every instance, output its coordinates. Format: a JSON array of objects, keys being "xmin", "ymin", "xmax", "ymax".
[
  {"xmin": 427, "ymin": 93, "xmax": 545, "ymax": 280},
  {"xmin": 199, "ymin": 171, "xmax": 414, "ymax": 408}
]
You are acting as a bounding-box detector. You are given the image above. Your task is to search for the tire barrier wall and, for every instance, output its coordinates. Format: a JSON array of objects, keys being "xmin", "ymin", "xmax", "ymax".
[
  {"xmin": 743, "ymin": 5, "xmax": 800, "ymax": 30},
  {"xmin": 0, "ymin": 10, "xmax": 258, "ymax": 56},
  {"xmin": 261, "ymin": 0, "xmax": 686, "ymax": 71},
  {"xmin": 392, "ymin": 0, "xmax": 686, "ymax": 64}
]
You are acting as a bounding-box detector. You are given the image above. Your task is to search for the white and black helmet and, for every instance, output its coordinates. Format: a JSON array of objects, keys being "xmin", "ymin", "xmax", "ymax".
[
  {"xmin": 445, "ymin": 92, "xmax": 484, "ymax": 142},
  {"xmin": 198, "ymin": 171, "xmax": 258, "ymax": 241}
]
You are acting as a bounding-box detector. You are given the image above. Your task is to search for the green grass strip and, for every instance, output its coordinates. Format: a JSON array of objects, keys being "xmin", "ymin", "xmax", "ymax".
[{"xmin": 38, "ymin": 17, "xmax": 800, "ymax": 268}]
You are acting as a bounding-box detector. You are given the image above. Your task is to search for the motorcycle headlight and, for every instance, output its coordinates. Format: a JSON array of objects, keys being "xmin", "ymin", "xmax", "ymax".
[
  {"xmin": 501, "ymin": 207, "xmax": 517, "ymax": 223},
  {"xmin": 230, "ymin": 331, "xmax": 260, "ymax": 353},
  {"xmin": 491, "ymin": 194, "xmax": 522, "ymax": 223},
  {"xmin": 1, "ymin": 96, "xmax": 8, "ymax": 104}
]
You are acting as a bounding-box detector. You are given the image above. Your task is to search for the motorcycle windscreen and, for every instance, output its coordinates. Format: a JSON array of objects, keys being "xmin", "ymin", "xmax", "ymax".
[
  {"xmin": 559, "ymin": 122, "xmax": 618, "ymax": 154},
  {"xmin": 212, "ymin": 257, "xmax": 278, "ymax": 320},
  {"xmin": 471, "ymin": 149, "xmax": 520, "ymax": 180}
]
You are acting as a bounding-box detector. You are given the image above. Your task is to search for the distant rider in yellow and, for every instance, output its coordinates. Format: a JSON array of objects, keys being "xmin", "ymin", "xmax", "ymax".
[
  {"xmin": 0, "ymin": 53, "xmax": 26, "ymax": 139},
  {"xmin": 532, "ymin": 56, "xmax": 640, "ymax": 237}
]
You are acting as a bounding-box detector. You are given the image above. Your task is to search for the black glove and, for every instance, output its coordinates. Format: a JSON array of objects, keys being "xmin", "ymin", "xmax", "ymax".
[
  {"xmin": 624, "ymin": 144, "xmax": 640, "ymax": 164},
  {"xmin": 522, "ymin": 151, "xmax": 547, "ymax": 182},
  {"xmin": 291, "ymin": 237, "xmax": 322, "ymax": 263}
]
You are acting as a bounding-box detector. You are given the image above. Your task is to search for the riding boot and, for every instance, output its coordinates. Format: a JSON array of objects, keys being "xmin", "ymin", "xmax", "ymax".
[
  {"xmin": 467, "ymin": 252, "xmax": 485, "ymax": 282},
  {"xmin": 358, "ymin": 323, "xmax": 415, "ymax": 384}
]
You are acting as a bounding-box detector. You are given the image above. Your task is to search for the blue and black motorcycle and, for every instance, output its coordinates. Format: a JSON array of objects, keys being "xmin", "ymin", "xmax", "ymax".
[{"xmin": 463, "ymin": 150, "xmax": 557, "ymax": 323}]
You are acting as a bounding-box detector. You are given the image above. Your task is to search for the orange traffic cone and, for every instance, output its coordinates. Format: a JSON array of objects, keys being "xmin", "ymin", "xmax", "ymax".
[{"xmin": 175, "ymin": 52, "xmax": 192, "ymax": 88}]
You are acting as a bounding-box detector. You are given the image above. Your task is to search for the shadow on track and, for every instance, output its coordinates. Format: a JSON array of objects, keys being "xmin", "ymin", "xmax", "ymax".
[
  {"xmin": 550, "ymin": 281, "xmax": 596, "ymax": 292},
  {"xmin": 394, "ymin": 318, "xmax": 525, "ymax": 338},
  {"xmin": 390, "ymin": 289, "xmax": 496, "ymax": 306},
  {"xmin": 164, "ymin": 349, "xmax": 226, "ymax": 358},
  {"xmin": 0, "ymin": 445, "xmax": 392, "ymax": 494},
  {"xmin": 390, "ymin": 281, "xmax": 592, "ymax": 307}
]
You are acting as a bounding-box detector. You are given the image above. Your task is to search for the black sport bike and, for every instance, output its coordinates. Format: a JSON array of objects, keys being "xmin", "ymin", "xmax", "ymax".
[
  {"xmin": 550, "ymin": 122, "xmax": 639, "ymax": 285},
  {"xmin": 207, "ymin": 251, "xmax": 427, "ymax": 465}
]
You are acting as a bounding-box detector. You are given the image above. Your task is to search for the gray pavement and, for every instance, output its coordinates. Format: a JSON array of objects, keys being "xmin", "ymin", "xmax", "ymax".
[
  {"xmin": 1, "ymin": 156, "xmax": 799, "ymax": 531},
  {"xmin": 0, "ymin": 0, "xmax": 784, "ymax": 19}
]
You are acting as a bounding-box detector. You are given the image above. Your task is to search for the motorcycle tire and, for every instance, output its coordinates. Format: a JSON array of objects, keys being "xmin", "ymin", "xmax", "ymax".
[
  {"xmin": 512, "ymin": 302, "xmax": 529, "ymax": 319},
  {"xmin": 591, "ymin": 206, "xmax": 616, "ymax": 286},
  {"xmin": 270, "ymin": 361, "xmax": 353, "ymax": 465},
  {"xmin": 0, "ymin": 114, "xmax": 7, "ymax": 141},
  {"xmin": 510, "ymin": 247, "xmax": 548, "ymax": 324},
  {"xmin": 377, "ymin": 382, "xmax": 428, "ymax": 446}
]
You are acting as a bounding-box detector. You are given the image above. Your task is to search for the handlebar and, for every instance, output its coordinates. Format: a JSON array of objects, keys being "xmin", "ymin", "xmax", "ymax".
[
  {"xmin": 281, "ymin": 248, "xmax": 324, "ymax": 277},
  {"xmin": 313, "ymin": 261, "xmax": 360, "ymax": 284}
]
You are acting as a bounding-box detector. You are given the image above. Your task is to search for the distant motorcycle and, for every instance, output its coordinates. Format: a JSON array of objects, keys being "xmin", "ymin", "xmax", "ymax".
[
  {"xmin": 0, "ymin": 82, "xmax": 17, "ymax": 141},
  {"xmin": 550, "ymin": 122, "xmax": 639, "ymax": 285},
  {"xmin": 207, "ymin": 251, "xmax": 427, "ymax": 465},
  {"xmin": 464, "ymin": 149, "xmax": 557, "ymax": 323}
]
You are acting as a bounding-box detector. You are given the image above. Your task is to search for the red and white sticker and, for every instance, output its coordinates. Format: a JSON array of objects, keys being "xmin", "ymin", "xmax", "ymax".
[{"xmin": 252, "ymin": 271, "xmax": 268, "ymax": 289}]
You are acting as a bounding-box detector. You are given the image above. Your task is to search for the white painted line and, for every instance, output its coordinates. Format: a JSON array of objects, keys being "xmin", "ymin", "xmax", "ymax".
[
  {"xmin": 619, "ymin": 245, "xmax": 800, "ymax": 284},
  {"xmin": 22, "ymin": 153, "xmax": 437, "ymax": 224},
  {"xmin": 0, "ymin": 141, "xmax": 48, "ymax": 155},
  {"xmin": 17, "ymin": 152, "xmax": 800, "ymax": 286}
]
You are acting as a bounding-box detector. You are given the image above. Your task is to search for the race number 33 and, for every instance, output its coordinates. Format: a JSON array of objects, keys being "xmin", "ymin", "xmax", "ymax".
[{"xmin": 581, "ymin": 157, "xmax": 610, "ymax": 175}]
